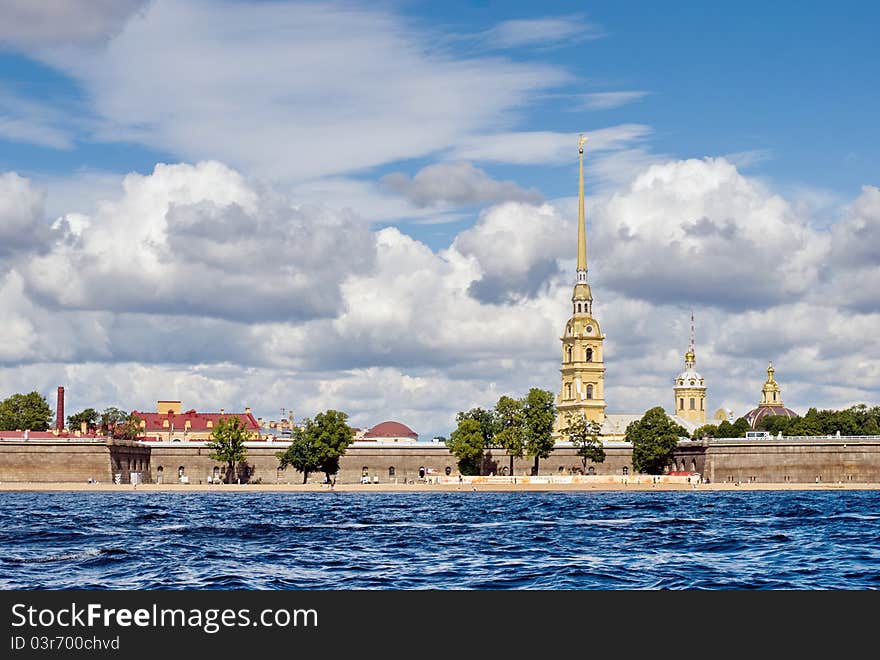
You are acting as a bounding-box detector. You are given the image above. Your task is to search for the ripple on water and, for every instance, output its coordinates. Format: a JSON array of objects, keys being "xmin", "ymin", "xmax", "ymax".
[{"xmin": 1, "ymin": 490, "xmax": 878, "ymax": 589}]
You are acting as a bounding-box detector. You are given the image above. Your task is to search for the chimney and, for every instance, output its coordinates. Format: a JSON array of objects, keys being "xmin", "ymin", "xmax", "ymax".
[
  {"xmin": 56, "ymin": 386, "xmax": 64, "ymax": 431},
  {"xmin": 220, "ymin": 408, "xmax": 225, "ymax": 415},
  {"xmin": 245, "ymin": 406, "xmax": 251, "ymax": 415}
]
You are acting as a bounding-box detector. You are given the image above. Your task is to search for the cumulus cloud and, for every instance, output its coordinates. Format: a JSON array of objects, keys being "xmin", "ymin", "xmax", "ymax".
[
  {"xmin": 23, "ymin": 161, "xmax": 376, "ymax": 322},
  {"xmin": 451, "ymin": 202, "xmax": 570, "ymax": 303},
  {"xmin": 0, "ymin": 0, "xmax": 148, "ymax": 48},
  {"xmin": 825, "ymin": 185, "xmax": 880, "ymax": 312},
  {"xmin": 0, "ymin": 172, "xmax": 55, "ymax": 260},
  {"xmin": 592, "ymin": 157, "xmax": 830, "ymax": 310},
  {"xmin": 380, "ymin": 162, "xmax": 542, "ymax": 208}
]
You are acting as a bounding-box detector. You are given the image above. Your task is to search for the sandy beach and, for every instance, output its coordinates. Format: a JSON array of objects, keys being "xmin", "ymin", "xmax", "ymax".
[{"xmin": 1, "ymin": 481, "xmax": 878, "ymax": 493}]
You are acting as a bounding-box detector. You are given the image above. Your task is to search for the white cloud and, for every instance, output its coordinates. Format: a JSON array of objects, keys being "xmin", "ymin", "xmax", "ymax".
[
  {"xmin": 0, "ymin": 0, "xmax": 148, "ymax": 48},
  {"xmin": 27, "ymin": 0, "xmax": 569, "ymax": 181},
  {"xmin": 450, "ymin": 124, "xmax": 653, "ymax": 165},
  {"xmin": 592, "ymin": 157, "xmax": 830, "ymax": 310},
  {"xmin": 23, "ymin": 161, "xmax": 376, "ymax": 322},
  {"xmin": 380, "ymin": 162, "xmax": 542, "ymax": 208},
  {"xmin": 483, "ymin": 16, "xmax": 603, "ymax": 49},
  {"xmin": 581, "ymin": 91, "xmax": 649, "ymax": 110},
  {"xmin": 0, "ymin": 171, "xmax": 54, "ymax": 260}
]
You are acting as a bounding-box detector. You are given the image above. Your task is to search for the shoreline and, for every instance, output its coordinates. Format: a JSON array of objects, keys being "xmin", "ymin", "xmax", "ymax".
[{"xmin": 1, "ymin": 481, "xmax": 878, "ymax": 493}]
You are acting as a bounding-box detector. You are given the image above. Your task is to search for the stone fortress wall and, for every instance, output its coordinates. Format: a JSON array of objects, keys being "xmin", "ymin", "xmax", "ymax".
[{"xmin": 3, "ymin": 438, "xmax": 880, "ymax": 485}]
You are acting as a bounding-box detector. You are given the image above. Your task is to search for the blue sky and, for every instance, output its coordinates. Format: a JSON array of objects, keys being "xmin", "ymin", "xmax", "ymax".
[{"xmin": 0, "ymin": 0, "xmax": 878, "ymax": 438}]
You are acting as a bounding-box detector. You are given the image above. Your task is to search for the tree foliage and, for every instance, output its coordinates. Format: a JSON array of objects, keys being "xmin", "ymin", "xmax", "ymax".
[
  {"xmin": 494, "ymin": 395, "xmax": 525, "ymax": 475},
  {"xmin": 206, "ymin": 415, "xmax": 252, "ymax": 483},
  {"xmin": 626, "ymin": 406, "xmax": 688, "ymax": 475},
  {"xmin": 113, "ymin": 414, "xmax": 144, "ymax": 440},
  {"xmin": 455, "ymin": 407, "xmax": 497, "ymax": 447},
  {"xmin": 277, "ymin": 427, "xmax": 322, "ymax": 483},
  {"xmin": 523, "ymin": 388, "xmax": 556, "ymax": 475},
  {"xmin": 0, "ymin": 391, "xmax": 53, "ymax": 431},
  {"xmin": 446, "ymin": 418, "xmax": 485, "ymax": 475},
  {"xmin": 691, "ymin": 423, "xmax": 719, "ymax": 440},
  {"xmin": 100, "ymin": 406, "xmax": 131, "ymax": 436},
  {"xmin": 277, "ymin": 410, "xmax": 355, "ymax": 482},
  {"xmin": 716, "ymin": 417, "xmax": 751, "ymax": 438},
  {"xmin": 563, "ymin": 414, "xmax": 605, "ymax": 471},
  {"xmin": 67, "ymin": 408, "xmax": 100, "ymax": 432},
  {"xmin": 755, "ymin": 404, "xmax": 880, "ymax": 437}
]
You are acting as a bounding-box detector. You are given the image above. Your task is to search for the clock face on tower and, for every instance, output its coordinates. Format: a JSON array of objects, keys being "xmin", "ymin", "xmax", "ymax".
[{"xmin": 585, "ymin": 325, "xmax": 593, "ymax": 334}]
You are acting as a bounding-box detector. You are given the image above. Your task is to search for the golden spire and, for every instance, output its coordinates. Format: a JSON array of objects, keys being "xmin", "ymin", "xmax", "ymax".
[
  {"xmin": 685, "ymin": 310, "xmax": 696, "ymax": 367},
  {"xmin": 760, "ymin": 361, "xmax": 783, "ymax": 406},
  {"xmin": 577, "ymin": 134, "xmax": 588, "ymax": 279}
]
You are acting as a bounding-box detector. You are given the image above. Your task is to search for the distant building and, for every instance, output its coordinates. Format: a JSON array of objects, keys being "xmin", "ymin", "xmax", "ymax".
[
  {"xmin": 673, "ymin": 313, "xmax": 706, "ymax": 424},
  {"xmin": 133, "ymin": 400, "xmax": 262, "ymax": 442},
  {"xmin": 360, "ymin": 421, "xmax": 419, "ymax": 443},
  {"xmin": 743, "ymin": 362, "xmax": 799, "ymax": 429}
]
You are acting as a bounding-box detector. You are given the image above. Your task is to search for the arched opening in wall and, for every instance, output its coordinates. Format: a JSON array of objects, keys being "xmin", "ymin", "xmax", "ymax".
[
  {"xmin": 773, "ymin": 392, "xmax": 777, "ymax": 402},
  {"xmin": 691, "ymin": 459, "xmax": 697, "ymax": 472},
  {"xmin": 558, "ymin": 466, "xmax": 565, "ymax": 473},
  {"xmin": 418, "ymin": 466, "xmax": 426, "ymax": 479},
  {"xmin": 362, "ymin": 466, "xmax": 369, "ymax": 476},
  {"xmin": 501, "ymin": 466, "xmax": 509, "ymax": 476},
  {"xmin": 689, "ymin": 397, "xmax": 695, "ymax": 410},
  {"xmin": 679, "ymin": 398, "xmax": 684, "ymax": 410},
  {"xmin": 212, "ymin": 466, "xmax": 220, "ymax": 483},
  {"xmin": 586, "ymin": 347, "xmax": 593, "ymax": 362},
  {"xmin": 701, "ymin": 399, "xmax": 704, "ymax": 410},
  {"xmin": 388, "ymin": 466, "xmax": 396, "ymax": 478},
  {"xmin": 622, "ymin": 466, "xmax": 629, "ymax": 476},
  {"xmin": 566, "ymin": 346, "xmax": 572, "ymax": 362},
  {"xmin": 445, "ymin": 466, "xmax": 452, "ymax": 476},
  {"xmin": 588, "ymin": 466, "xmax": 596, "ymax": 475},
  {"xmin": 566, "ymin": 383, "xmax": 572, "ymax": 399},
  {"xmin": 577, "ymin": 303, "xmax": 582, "ymax": 312},
  {"xmin": 156, "ymin": 466, "xmax": 164, "ymax": 484},
  {"xmin": 586, "ymin": 384, "xmax": 593, "ymax": 399},
  {"xmin": 177, "ymin": 466, "xmax": 186, "ymax": 483}
]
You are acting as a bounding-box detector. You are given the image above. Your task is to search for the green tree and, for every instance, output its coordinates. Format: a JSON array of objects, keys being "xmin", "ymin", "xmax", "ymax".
[
  {"xmin": 285, "ymin": 410, "xmax": 355, "ymax": 482},
  {"xmin": 455, "ymin": 407, "xmax": 497, "ymax": 447},
  {"xmin": 759, "ymin": 415, "xmax": 795, "ymax": 436},
  {"xmin": 626, "ymin": 406, "xmax": 688, "ymax": 475},
  {"xmin": 523, "ymin": 388, "xmax": 556, "ymax": 475},
  {"xmin": 0, "ymin": 391, "xmax": 53, "ymax": 431},
  {"xmin": 563, "ymin": 414, "xmax": 605, "ymax": 472},
  {"xmin": 691, "ymin": 423, "xmax": 719, "ymax": 440},
  {"xmin": 277, "ymin": 427, "xmax": 322, "ymax": 483},
  {"xmin": 67, "ymin": 408, "xmax": 100, "ymax": 432},
  {"xmin": 494, "ymin": 395, "xmax": 525, "ymax": 475},
  {"xmin": 100, "ymin": 406, "xmax": 131, "ymax": 436},
  {"xmin": 732, "ymin": 417, "xmax": 751, "ymax": 436},
  {"xmin": 206, "ymin": 415, "xmax": 252, "ymax": 483},
  {"xmin": 446, "ymin": 418, "xmax": 484, "ymax": 475},
  {"xmin": 113, "ymin": 414, "xmax": 144, "ymax": 440}
]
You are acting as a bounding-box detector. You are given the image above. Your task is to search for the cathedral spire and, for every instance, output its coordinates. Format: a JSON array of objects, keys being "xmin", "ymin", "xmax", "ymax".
[
  {"xmin": 576, "ymin": 134, "xmax": 588, "ymax": 283},
  {"xmin": 685, "ymin": 311, "xmax": 696, "ymax": 368}
]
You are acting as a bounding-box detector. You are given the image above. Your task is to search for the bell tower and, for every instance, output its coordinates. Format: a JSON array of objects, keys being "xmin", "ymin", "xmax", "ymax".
[
  {"xmin": 673, "ymin": 312, "xmax": 706, "ymax": 423},
  {"xmin": 556, "ymin": 136, "xmax": 606, "ymax": 432}
]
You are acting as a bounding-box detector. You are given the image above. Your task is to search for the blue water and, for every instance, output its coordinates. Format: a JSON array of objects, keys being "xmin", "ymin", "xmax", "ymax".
[{"xmin": 1, "ymin": 491, "xmax": 878, "ymax": 589}]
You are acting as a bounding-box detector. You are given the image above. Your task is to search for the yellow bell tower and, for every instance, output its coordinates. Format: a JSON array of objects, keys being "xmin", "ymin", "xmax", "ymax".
[
  {"xmin": 556, "ymin": 136, "xmax": 607, "ymax": 431},
  {"xmin": 673, "ymin": 312, "xmax": 706, "ymax": 423}
]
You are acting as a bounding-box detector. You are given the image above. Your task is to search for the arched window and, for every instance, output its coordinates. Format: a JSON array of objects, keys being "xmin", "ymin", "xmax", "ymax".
[
  {"xmin": 577, "ymin": 303, "xmax": 582, "ymax": 312},
  {"xmin": 178, "ymin": 466, "xmax": 185, "ymax": 477},
  {"xmin": 622, "ymin": 466, "xmax": 629, "ymax": 476},
  {"xmin": 679, "ymin": 398, "xmax": 684, "ymax": 410},
  {"xmin": 388, "ymin": 466, "xmax": 395, "ymax": 477},
  {"xmin": 566, "ymin": 346, "xmax": 572, "ymax": 362},
  {"xmin": 566, "ymin": 383, "xmax": 572, "ymax": 399},
  {"xmin": 585, "ymin": 347, "xmax": 593, "ymax": 362},
  {"xmin": 362, "ymin": 466, "xmax": 369, "ymax": 476},
  {"xmin": 586, "ymin": 384, "xmax": 594, "ymax": 399},
  {"xmin": 701, "ymin": 399, "xmax": 704, "ymax": 410},
  {"xmin": 689, "ymin": 398, "xmax": 695, "ymax": 410},
  {"xmin": 588, "ymin": 466, "xmax": 596, "ymax": 475},
  {"xmin": 445, "ymin": 466, "xmax": 452, "ymax": 476},
  {"xmin": 773, "ymin": 392, "xmax": 777, "ymax": 402}
]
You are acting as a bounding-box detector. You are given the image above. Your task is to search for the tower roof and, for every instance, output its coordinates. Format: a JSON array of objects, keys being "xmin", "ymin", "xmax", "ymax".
[{"xmin": 577, "ymin": 134, "xmax": 588, "ymax": 274}]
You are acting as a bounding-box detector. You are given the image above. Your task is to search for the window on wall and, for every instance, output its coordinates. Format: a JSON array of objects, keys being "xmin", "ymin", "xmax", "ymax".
[
  {"xmin": 689, "ymin": 398, "xmax": 695, "ymax": 410},
  {"xmin": 622, "ymin": 466, "xmax": 629, "ymax": 476},
  {"xmin": 701, "ymin": 399, "xmax": 704, "ymax": 410},
  {"xmin": 388, "ymin": 466, "xmax": 395, "ymax": 477},
  {"xmin": 773, "ymin": 392, "xmax": 777, "ymax": 402},
  {"xmin": 586, "ymin": 347, "xmax": 593, "ymax": 362},
  {"xmin": 566, "ymin": 346, "xmax": 572, "ymax": 362},
  {"xmin": 566, "ymin": 383, "xmax": 572, "ymax": 398},
  {"xmin": 679, "ymin": 398, "xmax": 684, "ymax": 410},
  {"xmin": 586, "ymin": 384, "xmax": 594, "ymax": 399}
]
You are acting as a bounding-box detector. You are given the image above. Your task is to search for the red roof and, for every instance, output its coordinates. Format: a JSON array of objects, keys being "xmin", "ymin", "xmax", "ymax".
[
  {"xmin": 364, "ymin": 420, "xmax": 418, "ymax": 439},
  {"xmin": 132, "ymin": 410, "xmax": 261, "ymax": 433},
  {"xmin": 0, "ymin": 430, "xmax": 105, "ymax": 439}
]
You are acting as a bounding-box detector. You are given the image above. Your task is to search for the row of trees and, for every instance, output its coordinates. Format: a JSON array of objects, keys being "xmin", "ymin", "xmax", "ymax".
[
  {"xmin": 0, "ymin": 391, "xmax": 142, "ymax": 438},
  {"xmin": 690, "ymin": 404, "xmax": 880, "ymax": 440},
  {"xmin": 446, "ymin": 388, "xmax": 606, "ymax": 476}
]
